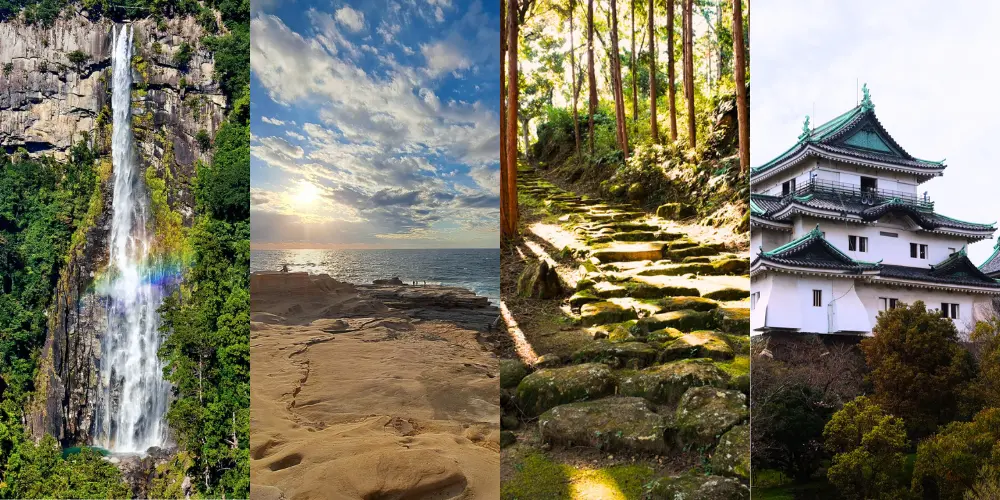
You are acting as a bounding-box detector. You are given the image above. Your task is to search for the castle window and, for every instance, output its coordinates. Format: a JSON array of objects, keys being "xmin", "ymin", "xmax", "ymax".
[
  {"xmin": 849, "ymin": 235, "xmax": 868, "ymax": 252},
  {"xmin": 941, "ymin": 303, "xmax": 960, "ymax": 319},
  {"xmin": 782, "ymin": 178, "xmax": 796, "ymax": 195},
  {"xmin": 751, "ymin": 292, "xmax": 760, "ymax": 310},
  {"xmin": 861, "ymin": 176, "xmax": 878, "ymax": 193},
  {"xmin": 910, "ymin": 243, "xmax": 928, "ymax": 259},
  {"xmin": 812, "ymin": 290, "xmax": 822, "ymax": 307},
  {"xmin": 879, "ymin": 297, "xmax": 899, "ymax": 310}
]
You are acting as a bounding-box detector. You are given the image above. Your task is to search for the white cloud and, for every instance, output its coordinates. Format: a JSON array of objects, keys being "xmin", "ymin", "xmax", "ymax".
[
  {"xmin": 420, "ymin": 39, "xmax": 471, "ymax": 77},
  {"xmin": 262, "ymin": 116, "xmax": 287, "ymax": 126},
  {"xmin": 334, "ymin": 6, "xmax": 365, "ymax": 32}
]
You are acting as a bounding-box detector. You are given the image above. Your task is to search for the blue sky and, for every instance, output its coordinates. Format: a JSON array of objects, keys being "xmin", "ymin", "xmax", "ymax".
[
  {"xmin": 249, "ymin": 0, "xmax": 500, "ymax": 248},
  {"xmin": 752, "ymin": 0, "xmax": 1000, "ymax": 264}
]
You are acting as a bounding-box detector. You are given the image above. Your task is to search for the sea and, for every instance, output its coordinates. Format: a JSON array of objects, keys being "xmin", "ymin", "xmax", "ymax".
[{"xmin": 250, "ymin": 248, "xmax": 500, "ymax": 305}]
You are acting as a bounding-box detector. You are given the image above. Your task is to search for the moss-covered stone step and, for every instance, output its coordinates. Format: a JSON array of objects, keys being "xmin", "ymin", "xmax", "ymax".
[
  {"xmin": 591, "ymin": 242, "xmax": 667, "ymax": 263},
  {"xmin": 571, "ymin": 340, "xmax": 659, "ymax": 369},
  {"xmin": 637, "ymin": 259, "xmax": 748, "ymax": 277},
  {"xmin": 516, "ymin": 363, "xmax": 617, "ymax": 416},
  {"xmin": 660, "ymin": 331, "xmax": 735, "ymax": 362},
  {"xmin": 638, "ymin": 309, "xmax": 717, "ymax": 331},
  {"xmin": 715, "ymin": 307, "xmax": 750, "ymax": 335},
  {"xmin": 703, "ymin": 288, "xmax": 749, "ymax": 301},
  {"xmin": 538, "ymin": 397, "xmax": 671, "ymax": 455},
  {"xmin": 592, "ymin": 281, "xmax": 702, "ymax": 300},
  {"xmin": 674, "ymin": 387, "xmax": 748, "ymax": 448},
  {"xmin": 617, "ymin": 359, "xmax": 731, "ymax": 405},
  {"xmin": 644, "ymin": 470, "xmax": 749, "ymax": 500},
  {"xmin": 579, "ymin": 301, "xmax": 639, "ymax": 326}
]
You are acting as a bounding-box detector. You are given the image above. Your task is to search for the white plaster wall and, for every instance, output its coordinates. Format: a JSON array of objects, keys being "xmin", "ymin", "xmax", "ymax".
[
  {"xmin": 795, "ymin": 216, "xmax": 968, "ymax": 266},
  {"xmin": 751, "ymin": 275, "xmax": 771, "ymax": 334},
  {"xmin": 798, "ymin": 277, "xmax": 833, "ymax": 333},
  {"xmin": 830, "ymin": 280, "xmax": 872, "ymax": 332},
  {"xmin": 763, "ymin": 274, "xmax": 803, "ymax": 330}
]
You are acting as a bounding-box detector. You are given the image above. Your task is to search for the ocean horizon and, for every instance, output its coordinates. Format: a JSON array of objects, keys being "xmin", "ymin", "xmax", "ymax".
[{"xmin": 250, "ymin": 248, "xmax": 500, "ymax": 305}]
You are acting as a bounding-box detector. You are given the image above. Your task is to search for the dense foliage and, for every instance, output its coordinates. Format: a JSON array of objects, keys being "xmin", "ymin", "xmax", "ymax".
[
  {"xmin": 910, "ymin": 408, "xmax": 1000, "ymax": 500},
  {"xmin": 861, "ymin": 301, "xmax": 976, "ymax": 439},
  {"xmin": 823, "ymin": 396, "xmax": 910, "ymax": 500},
  {"xmin": 0, "ymin": 141, "xmax": 136, "ymax": 497}
]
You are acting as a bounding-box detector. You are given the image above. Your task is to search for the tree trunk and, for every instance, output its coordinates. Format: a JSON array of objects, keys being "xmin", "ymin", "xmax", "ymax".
[
  {"xmin": 732, "ymin": 0, "xmax": 749, "ymax": 172},
  {"xmin": 587, "ymin": 0, "xmax": 596, "ymax": 157},
  {"xmin": 609, "ymin": 0, "xmax": 628, "ymax": 159},
  {"xmin": 630, "ymin": 0, "xmax": 637, "ymax": 122},
  {"xmin": 501, "ymin": 0, "xmax": 519, "ymax": 240},
  {"xmin": 520, "ymin": 115, "xmax": 530, "ymax": 155},
  {"xmin": 570, "ymin": 0, "xmax": 580, "ymax": 155},
  {"xmin": 667, "ymin": 0, "xmax": 677, "ymax": 141},
  {"xmin": 647, "ymin": 0, "xmax": 657, "ymax": 142},
  {"xmin": 683, "ymin": 0, "xmax": 695, "ymax": 148}
]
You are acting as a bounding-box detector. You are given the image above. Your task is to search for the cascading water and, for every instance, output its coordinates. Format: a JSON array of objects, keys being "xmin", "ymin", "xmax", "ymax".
[{"xmin": 94, "ymin": 25, "xmax": 170, "ymax": 454}]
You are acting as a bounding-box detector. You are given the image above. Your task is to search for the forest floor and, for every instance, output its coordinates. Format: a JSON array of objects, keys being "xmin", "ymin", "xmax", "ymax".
[{"xmin": 499, "ymin": 163, "xmax": 751, "ymax": 499}]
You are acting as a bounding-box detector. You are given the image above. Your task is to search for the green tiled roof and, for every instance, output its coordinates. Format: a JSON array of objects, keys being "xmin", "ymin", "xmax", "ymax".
[{"xmin": 752, "ymin": 87, "xmax": 947, "ymax": 176}]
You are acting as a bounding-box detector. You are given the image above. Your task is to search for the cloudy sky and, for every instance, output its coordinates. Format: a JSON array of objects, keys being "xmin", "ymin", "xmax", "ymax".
[
  {"xmin": 250, "ymin": 0, "xmax": 500, "ymax": 249},
  {"xmin": 752, "ymin": 0, "xmax": 1000, "ymax": 264}
]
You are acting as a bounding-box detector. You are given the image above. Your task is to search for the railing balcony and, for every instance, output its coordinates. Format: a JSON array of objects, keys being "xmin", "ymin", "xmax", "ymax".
[{"xmin": 781, "ymin": 179, "xmax": 934, "ymax": 211}]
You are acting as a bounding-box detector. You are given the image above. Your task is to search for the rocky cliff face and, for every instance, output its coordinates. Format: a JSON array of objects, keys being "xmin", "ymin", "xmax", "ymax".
[{"xmin": 5, "ymin": 12, "xmax": 227, "ymax": 447}]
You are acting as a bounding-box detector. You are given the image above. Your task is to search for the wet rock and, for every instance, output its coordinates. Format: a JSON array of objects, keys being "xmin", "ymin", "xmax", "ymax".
[
  {"xmin": 618, "ymin": 359, "xmax": 730, "ymax": 405},
  {"xmin": 516, "ymin": 363, "xmax": 617, "ymax": 416},
  {"xmin": 579, "ymin": 301, "xmax": 638, "ymax": 326},
  {"xmin": 572, "ymin": 341, "xmax": 658, "ymax": 369},
  {"xmin": 644, "ymin": 470, "xmax": 750, "ymax": 500},
  {"xmin": 711, "ymin": 424, "xmax": 750, "ymax": 480},
  {"xmin": 373, "ymin": 276, "xmax": 404, "ymax": 285},
  {"xmin": 500, "ymin": 359, "xmax": 531, "ymax": 389},
  {"xmin": 539, "ymin": 397, "xmax": 670, "ymax": 454},
  {"xmin": 660, "ymin": 331, "xmax": 734, "ymax": 362},
  {"xmin": 517, "ymin": 260, "xmax": 564, "ymax": 299},
  {"xmin": 675, "ymin": 387, "xmax": 748, "ymax": 447}
]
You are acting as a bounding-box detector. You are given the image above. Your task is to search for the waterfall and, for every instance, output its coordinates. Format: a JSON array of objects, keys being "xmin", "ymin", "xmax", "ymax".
[{"xmin": 94, "ymin": 25, "xmax": 170, "ymax": 454}]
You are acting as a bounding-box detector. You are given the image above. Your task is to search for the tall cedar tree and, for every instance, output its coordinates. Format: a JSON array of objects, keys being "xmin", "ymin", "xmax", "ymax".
[
  {"xmin": 732, "ymin": 0, "xmax": 749, "ymax": 172},
  {"xmin": 505, "ymin": 0, "xmax": 519, "ymax": 239},
  {"xmin": 500, "ymin": 0, "xmax": 518, "ymax": 240},
  {"xmin": 682, "ymin": 0, "xmax": 695, "ymax": 148},
  {"xmin": 609, "ymin": 0, "xmax": 628, "ymax": 159},
  {"xmin": 647, "ymin": 0, "xmax": 657, "ymax": 142},
  {"xmin": 569, "ymin": 0, "xmax": 580, "ymax": 154},
  {"xmin": 587, "ymin": 0, "xmax": 596, "ymax": 156},
  {"xmin": 860, "ymin": 301, "xmax": 975, "ymax": 439},
  {"xmin": 667, "ymin": 0, "xmax": 677, "ymax": 141},
  {"xmin": 630, "ymin": 0, "xmax": 637, "ymax": 121}
]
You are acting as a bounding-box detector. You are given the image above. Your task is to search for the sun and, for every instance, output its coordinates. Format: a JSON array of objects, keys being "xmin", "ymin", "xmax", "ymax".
[{"xmin": 291, "ymin": 180, "xmax": 321, "ymax": 209}]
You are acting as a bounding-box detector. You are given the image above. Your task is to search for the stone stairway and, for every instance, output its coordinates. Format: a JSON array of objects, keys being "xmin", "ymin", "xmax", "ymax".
[{"xmin": 501, "ymin": 167, "xmax": 750, "ymax": 498}]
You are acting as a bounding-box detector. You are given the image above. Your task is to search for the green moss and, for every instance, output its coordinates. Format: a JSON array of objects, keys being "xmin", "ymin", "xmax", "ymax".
[
  {"xmin": 502, "ymin": 451, "xmax": 655, "ymax": 500},
  {"xmin": 147, "ymin": 452, "xmax": 194, "ymax": 499},
  {"xmin": 145, "ymin": 166, "xmax": 187, "ymax": 258}
]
